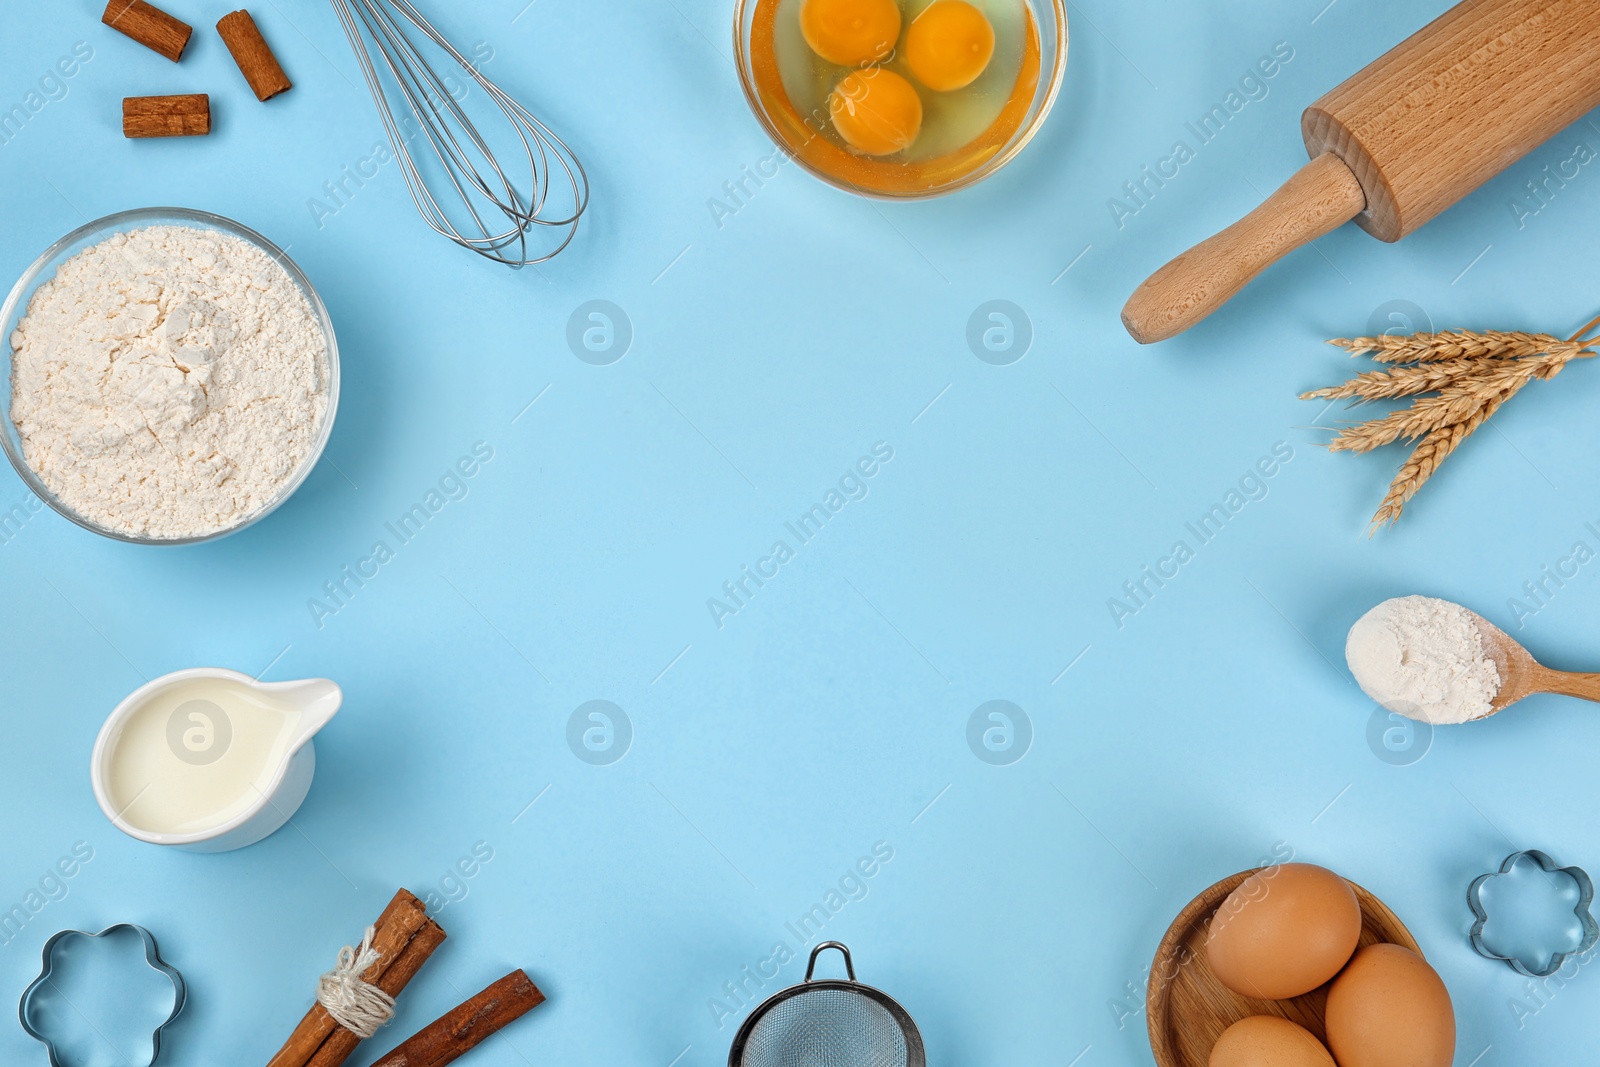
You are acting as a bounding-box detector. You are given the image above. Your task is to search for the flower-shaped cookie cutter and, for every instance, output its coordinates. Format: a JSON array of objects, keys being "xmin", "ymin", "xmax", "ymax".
[
  {"xmin": 1468, "ymin": 850, "xmax": 1599, "ymax": 978},
  {"xmin": 18, "ymin": 924, "xmax": 186, "ymax": 1067}
]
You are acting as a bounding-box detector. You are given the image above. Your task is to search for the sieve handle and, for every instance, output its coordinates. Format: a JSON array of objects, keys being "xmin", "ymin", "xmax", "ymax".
[{"xmin": 803, "ymin": 941, "xmax": 856, "ymax": 982}]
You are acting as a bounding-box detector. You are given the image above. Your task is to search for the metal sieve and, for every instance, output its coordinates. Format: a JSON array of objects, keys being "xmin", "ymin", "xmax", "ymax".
[{"xmin": 729, "ymin": 942, "xmax": 925, "ymax": 1067}]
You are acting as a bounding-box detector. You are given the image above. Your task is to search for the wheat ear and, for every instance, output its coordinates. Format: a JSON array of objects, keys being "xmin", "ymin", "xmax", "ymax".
[
  {"xmin": 1328, "ymin": 350, "xmax": 1581, "ymax": 453},
  {"xmin": 1368, "ymin": 388, "xmax": 1518, "ymax": 532},
  {"xmin": 1331, "ymin": 331, "xmax": 1571, "ymax": 363},
  {"xmin": 1300, "ymin": 358, "xmax": 1496, "ymax": 402}
]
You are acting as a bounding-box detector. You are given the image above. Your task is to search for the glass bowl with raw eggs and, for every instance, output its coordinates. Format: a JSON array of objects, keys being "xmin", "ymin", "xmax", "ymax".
[{"xmin": 733, "ymin": 0, "xmax": 1066, "ymax": 197}]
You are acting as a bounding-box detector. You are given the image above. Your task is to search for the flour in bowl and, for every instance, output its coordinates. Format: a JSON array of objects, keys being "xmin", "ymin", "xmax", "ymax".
[{"xmin": 8, "ymin": 225, "xmax": 329, "ymax": 539}]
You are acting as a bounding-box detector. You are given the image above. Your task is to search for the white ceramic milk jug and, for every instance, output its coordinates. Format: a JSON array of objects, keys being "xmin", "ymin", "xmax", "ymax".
[{"xmin": 91, "ymin": 667, "xmax": 341, "ymax": 853}]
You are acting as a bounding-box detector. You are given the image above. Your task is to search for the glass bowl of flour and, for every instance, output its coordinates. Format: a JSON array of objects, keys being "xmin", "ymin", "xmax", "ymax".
[{"xmin": 0, "ymin": 208, "xmax": 338, "ymax": 544}]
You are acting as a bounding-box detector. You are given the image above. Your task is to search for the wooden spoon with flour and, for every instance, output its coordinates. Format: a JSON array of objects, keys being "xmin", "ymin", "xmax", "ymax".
[{"xmin": 1346, "ymin": 595, "xmax": 1600, "ymax": 723}]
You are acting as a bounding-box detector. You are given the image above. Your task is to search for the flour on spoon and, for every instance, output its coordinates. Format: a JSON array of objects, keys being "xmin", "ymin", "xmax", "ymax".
[{"xmin": 1346, "ymin": 595, "xmax": 1502, "ymax": 724}]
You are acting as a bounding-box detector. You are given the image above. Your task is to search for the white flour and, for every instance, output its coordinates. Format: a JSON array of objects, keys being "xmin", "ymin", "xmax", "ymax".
[
  {"xmin": 1345, "ymin": 595, "xmax": 1502, "ymax": 724},
  {"xmin": 9, "ymin": 225, "xmax": 328, "ymax": 539}
]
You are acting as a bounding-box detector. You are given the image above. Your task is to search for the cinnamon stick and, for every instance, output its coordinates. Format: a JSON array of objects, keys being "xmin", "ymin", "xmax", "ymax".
[
  {"xmin": 369, "ymin": 971, "xmax": 545, "ymax": 1067},
  {"xmin": 303, "ymin": 924, "xmax": 447, "ymax": 1067},
  {"xmin": 102, "ymin": 0, "xmax": 192, "ymax": 62},
  {"xmin": 267, "ymin": 890, "xmax": 447, "ymax": 1067},
  {"xmin": 217, "ymin": 10, "xmax": 292, "ymax": 101},
  {"xmin": 123, "ymin": 94, "xmax": 210, "ymax": 138}
]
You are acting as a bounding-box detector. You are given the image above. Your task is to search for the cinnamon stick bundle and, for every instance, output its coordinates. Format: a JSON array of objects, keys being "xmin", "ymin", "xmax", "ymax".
[
  {"xmin": 102, "ymin": 0, "xmax": 192, "ymax": 62},
  {"xmin": 217, "ymin": 10, "xmax": 293, "ymax": 101},
  {"xmin": 268, "ymin": 890, "xmax": 447, "ymax": 1067},
  {"xmin": 123, "ymin": 95, "xmax": 210, "ymax": 138},
  {"xmin": 369, "ymin": 971, "xmax": 545, "ymax": 1067}
]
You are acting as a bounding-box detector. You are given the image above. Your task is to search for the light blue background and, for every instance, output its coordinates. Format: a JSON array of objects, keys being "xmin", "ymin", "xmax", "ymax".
[{"xmin": 3, "ymin": 1, "xmax": 1599, "ymax": 1064}]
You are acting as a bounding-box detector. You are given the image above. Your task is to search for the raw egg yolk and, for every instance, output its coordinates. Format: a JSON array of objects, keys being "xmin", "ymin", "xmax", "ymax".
[
  {"xmin": 800, "ymin": 0, "xmax": 903, "ymax": 66},
  {"xmin": 829, "ymin": 68, "xmax": 924, "ymax": 155},
  {"xmin": 905, "ymin": 0, "xmax": 995, "ymax": 91}
]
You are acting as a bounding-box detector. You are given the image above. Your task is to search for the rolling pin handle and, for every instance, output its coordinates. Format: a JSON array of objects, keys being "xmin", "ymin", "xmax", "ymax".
[{"xmin": 1121, "ymin": 152, "xmax": 1367, "ymax": 344}]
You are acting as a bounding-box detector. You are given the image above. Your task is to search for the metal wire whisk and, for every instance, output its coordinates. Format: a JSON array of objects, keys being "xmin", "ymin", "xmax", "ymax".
[{"xmin": 329, "ymin": 0, "xmax": 588, "ymax": 266}]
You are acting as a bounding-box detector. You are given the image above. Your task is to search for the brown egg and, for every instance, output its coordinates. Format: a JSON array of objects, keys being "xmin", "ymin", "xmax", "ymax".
[
  {"xmin": 1325, "ymin": 944, "xmax": 1455, "ymax": 1067},
  {"xmin": 1209, "ymin": 1016, "xmax": 1336, "ymax": 1067},
  {"xmin": 1205, "ymin": 863, "xmax": 1362, "ymax": 999}
]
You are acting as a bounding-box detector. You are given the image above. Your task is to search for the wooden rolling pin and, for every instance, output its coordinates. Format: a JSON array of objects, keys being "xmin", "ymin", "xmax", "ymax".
[{"xmin": 1122, "ymin": 0, "xmax": 1600, "ymax": 344}]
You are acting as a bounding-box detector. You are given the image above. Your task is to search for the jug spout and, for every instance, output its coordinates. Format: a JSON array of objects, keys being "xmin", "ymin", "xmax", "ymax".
[{"xmin": 273, "ymin": 677, "xmax": 342, "ymax": 749}]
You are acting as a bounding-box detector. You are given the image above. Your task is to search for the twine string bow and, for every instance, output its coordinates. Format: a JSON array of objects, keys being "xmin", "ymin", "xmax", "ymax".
[{"xmin": 316, "ymin": 926, "xmax": 396, "ymax": 1039}]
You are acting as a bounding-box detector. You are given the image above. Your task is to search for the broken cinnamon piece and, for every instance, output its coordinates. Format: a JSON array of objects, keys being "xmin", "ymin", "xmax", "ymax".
[
  {"xmin": 217, "ymin": 10, "xmax": 292, "ymax": 101},
  {"xmin": 368, "ymin": 971, "xmax": 546, "ymax": 1067},
  {"xmin": 123, "ymin": 94, "xmax": 210, "ymax": 138},
  {"xmin": 102, "ymin": 0, "xmax": 193, "ymax": 62}
]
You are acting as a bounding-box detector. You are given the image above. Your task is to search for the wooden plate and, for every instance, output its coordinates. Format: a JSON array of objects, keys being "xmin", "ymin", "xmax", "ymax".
[{"xmin": 1147, "ymin": 868, "xmax": 1421, "ymax": 1067}]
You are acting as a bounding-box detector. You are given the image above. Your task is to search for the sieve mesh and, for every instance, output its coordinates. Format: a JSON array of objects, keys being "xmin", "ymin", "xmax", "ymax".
[{"xmin": 737, "ymin": 987, "xmax": 910, "ymax": 1067}]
